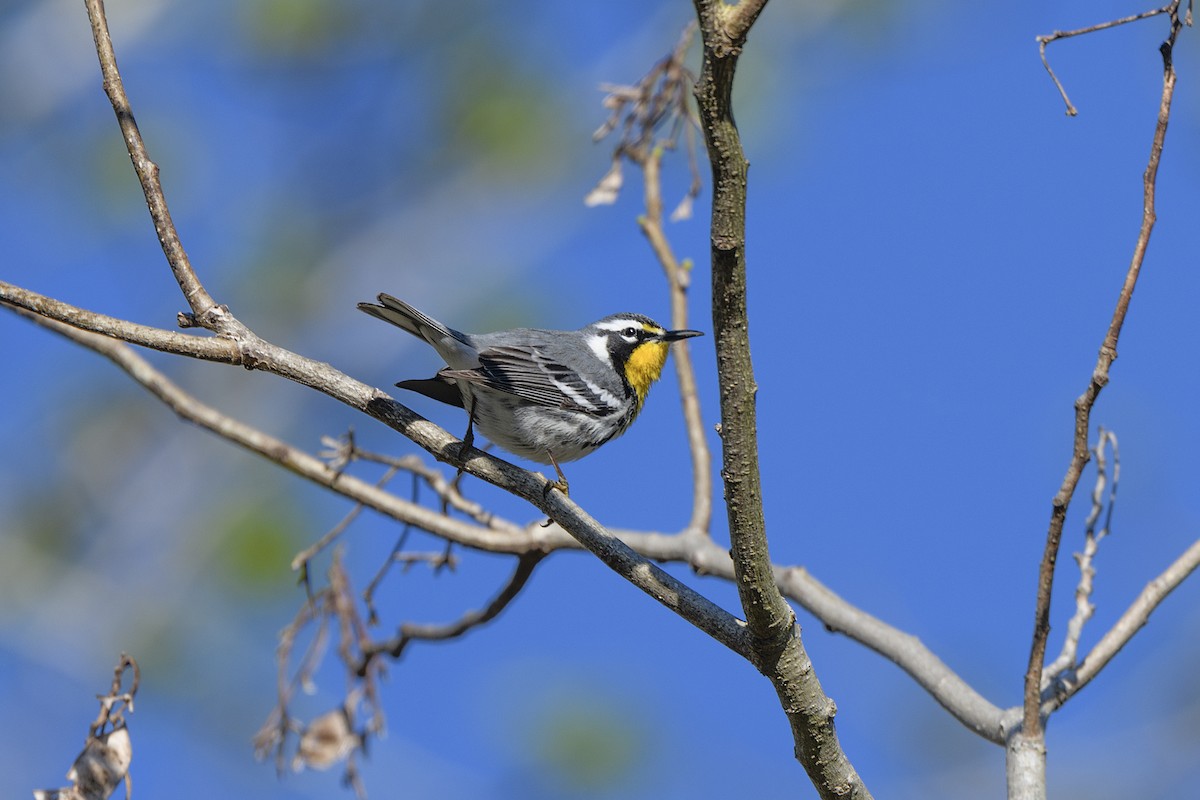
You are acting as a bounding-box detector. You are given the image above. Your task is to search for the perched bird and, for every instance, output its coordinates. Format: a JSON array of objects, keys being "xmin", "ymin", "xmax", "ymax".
[{"xmin": 358, "ymin": 293, "xmax": 702, "ymax": 492}]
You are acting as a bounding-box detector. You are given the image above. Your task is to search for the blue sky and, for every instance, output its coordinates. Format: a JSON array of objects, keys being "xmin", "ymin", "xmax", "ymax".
[{"xmin": 3, "ymin": 1, "xmax": 1199, "ymax": 798}]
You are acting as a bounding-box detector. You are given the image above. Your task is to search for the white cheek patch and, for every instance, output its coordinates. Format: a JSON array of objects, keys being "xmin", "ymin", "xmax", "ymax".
[{"xmin": 586, "ymin": 333, "xmax": 612, "ymax": 366}]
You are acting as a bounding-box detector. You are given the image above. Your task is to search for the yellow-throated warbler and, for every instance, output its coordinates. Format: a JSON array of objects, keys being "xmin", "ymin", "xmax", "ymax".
[{"xmin": 358, "ymin": 293, "xmax": 702, "ymax": 491}]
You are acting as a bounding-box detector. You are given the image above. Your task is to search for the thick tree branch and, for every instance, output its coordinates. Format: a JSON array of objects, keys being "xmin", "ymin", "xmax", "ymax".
[
  {"xmin": 692, "ymin": 0, "xmax": 786, "ymax": 644},
  {"xmin": 692, "ymin": 1, "xmax": 869, "ymax": 797},
  {"xmin": 1023, "ymin": 2, "xmax": 1185, "ymax": 740}
]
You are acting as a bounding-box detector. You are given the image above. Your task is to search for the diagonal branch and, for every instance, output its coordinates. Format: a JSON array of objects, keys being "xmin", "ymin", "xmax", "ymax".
[
  {"xmin": 85, "ymin": 0, "xmax": 215, "ymax": 317},
  {"xmin": 74, "ymin": 0, "xmax": 754, "ymax": 663},
  {"xmin": 8, "ymin": 301, "xmax": 752, "ymax": 660},
  {"xmin": 1023, "ymin": 0, "xmax": 1187, "ymax": 740}
]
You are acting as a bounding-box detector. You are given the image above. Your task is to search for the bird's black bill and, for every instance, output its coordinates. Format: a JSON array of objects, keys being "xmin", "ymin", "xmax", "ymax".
[{"xmin": 661, "ymin": 329, "xmax": 704, "ymax": 342}]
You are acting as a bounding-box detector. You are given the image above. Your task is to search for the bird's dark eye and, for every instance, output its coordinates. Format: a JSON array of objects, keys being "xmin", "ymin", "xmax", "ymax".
[{"xmin": 622, "ymin": 327, "xmax": 638, "ymax": 338}]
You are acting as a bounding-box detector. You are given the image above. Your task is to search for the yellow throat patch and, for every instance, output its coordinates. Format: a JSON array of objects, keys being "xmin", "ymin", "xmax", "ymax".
[{"xmin": 624, "ymin": 340, "xmax": 670, "ymax": 408}]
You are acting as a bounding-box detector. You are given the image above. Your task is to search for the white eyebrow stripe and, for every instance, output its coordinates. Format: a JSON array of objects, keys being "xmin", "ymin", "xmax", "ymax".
[
  {"xmin": 586, "ymin": 333, "xmax": 612, "ymax": 366},
  {"xmin": 594, "ymin": 318, "xmax": 642, "ymax": 332}
]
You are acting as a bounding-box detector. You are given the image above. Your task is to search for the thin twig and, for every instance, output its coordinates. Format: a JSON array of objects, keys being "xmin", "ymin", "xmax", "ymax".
[
  {"xmin": 291, "ymin": 467, "xmax": 401, "ymax": 572},
  {"xmin": 587, "ymin": 22, "xmax": 701, "ymax": 213},
  {"xmin": 363, "ymin": 473, "xmax": 418, "ymax": 625},
  {"xmin": 359, "ymin": 551, "xmax": 546, "ymax": 668},
  {"xmin": 1042, "ymin": 538, "xmax": 1200, "ymax": 714},
  {"xmin": 1043, "ymin": 429, "xmax": 1119, "ymax": 687},
  {"xmin": 351, "ymin": 447, "xmax": 506, "ymax": 530},
  {"xmin": 256, "ymin": 550, "xmax": 378, "ymax": 793},
  {"xmin": 84, "ymin": 0, "xmax": 216, "ymax": 317},
  {"xmin": 639, "ymin": 147, "xmax": 712, "ymax": 535},
  {"xmin": 34, "ymin": 655, "xmax": 141, "ymax": 800},
  {"xmin": 1037, "ymin": 5, "xmax": 1174, "ymax": 115},
  {"xmin": 1024, "ymin": 0, "xmax": 1186, "ymax": 739},
  {"xmin": 587, "ymin": 23, "xmax": 711, "ymax": 534}
]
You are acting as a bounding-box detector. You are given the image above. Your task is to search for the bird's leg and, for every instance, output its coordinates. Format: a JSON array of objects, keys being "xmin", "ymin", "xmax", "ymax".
[
  {"xmin": 460, "ymin": 394, "xmax": 477, "ymax": 453},
  {"xmin": 537, "ymin": 451, "xmax": 569, "ymax": 527},
  {"xmin": 543, "ymin": 451, "xmax": 569, "ymax": 497},
  {"xmin": 454, "ymin": 395, "xmax": 478, "ymax": 483}
]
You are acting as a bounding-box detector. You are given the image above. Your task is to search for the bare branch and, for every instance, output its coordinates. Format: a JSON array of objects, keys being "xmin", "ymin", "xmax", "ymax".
[
  {"xmin": 0, "ymin": 280, "xmax": 238, "ymax": 363},
  {"xmin": 692, "ymin": 1, "xmax": 869, "ymax": 796},
  {"xmin": 1044, "ymin": 430, "xmax": 1119, "ymax": 688},
  {"xmin": 1043, "ymin": 537, "xmax": 1200, "ymax": 715},
  {"xmin": 1023, "ymin": 1, "xmax": 1186, "ymax": 739},
  {"xmin": 359, "ymin": 551, "xmax": 546, "ymax": 666},
  {"xmin": 638, "ymin": 147, "xmax": 713, "ymax": 536},
  {"xmin": 588, "ymin": 24, "xmax": 711, "ymax": 535},
  {"xmin": 84, "ymin": 0, "xmax": 215, "ymax": 317},
  {"xmin": 255, "ymin": 551, "xmax": 376, "ymax": 795},
  {"xmin": 5, "ymin": 302, "xmax": 532, "ymax": 546},
  {"xmin": 9, "ymin": 303, "xmax": 752, "ymax": 660},
  {"xmin": 346, "ymin": 443, "xmax": 512, "ymax": 530},
  {"xmin": 1037, "ymin": 4, "xmax": 1174, "ymax": 116},
  {"xmin": 291, "ymin": 466, "xmax": 402, "ymax": 573}
]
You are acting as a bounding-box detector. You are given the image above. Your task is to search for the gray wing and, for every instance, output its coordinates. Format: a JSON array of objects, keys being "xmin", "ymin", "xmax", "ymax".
[{"xmin": 441, "ymin": 345, "xmax": 623, "ymax": 416}]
